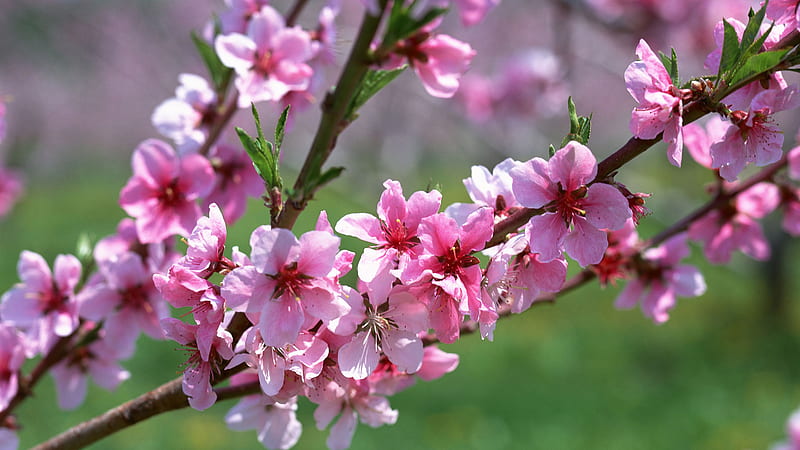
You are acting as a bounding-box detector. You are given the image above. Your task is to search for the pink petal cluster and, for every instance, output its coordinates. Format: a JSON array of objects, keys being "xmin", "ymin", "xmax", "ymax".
[
  {"xmin": 615, "ymin": 233, "xmax": 706, "ymax": 323},
  {"xmin": 689, "ymin": 182, "xmax": 780, "ymax": 264},
  {"xmin": 509, "ymin": 141, "xmax": 631, "ymax": 266},
  {"xmin": 625, "ymin": 39, "xmax": 685, "ymax": 166},
  {"xmin": 445, "ymin": 158, "xmax": 521, "ymax": 224},
  {"xmin": 119, "ymin": 139, "xmax": 214, "ymax": 244},
  {"xmin": 205, "ymin": 149, "xmax": 264, "ymax": 226},
  {"xmin": 50, "ymin": 336, "xmax": 130, "ymax": 410},
  {"xmin": 79, "ymin": 251, "xmax": 168, "ymax": 358},
  {"xmin": 335, "ymin": 179, "xmax": 441, "ymax": 301},
  {"xmin": 710, "ymin": 86, "xmax": 800, "ymax": 181},
  {"xmin": 222, "ymin": 226, "xmax": 349, "ymax": 347},
  {"xmin": 216, "ymin": 6, "xmax": 315, "ymax": 107},
  {"xmin": 387, "ymin": 31, "xmax": 475, "ymax": 98},
  {"xmin": 330, "ymin": 287, "xmax": 428, "ymax": 380},
  {"xmin": 162, "ymin": 317, "xmax": 234, "ymax": 410},
  {"xmin": 1, "ymin": 251, "xmax": 82, "ymax": 352},
  {"xmin": 151, "ymin": 74, "xmax": 217, "ymax": 154}
]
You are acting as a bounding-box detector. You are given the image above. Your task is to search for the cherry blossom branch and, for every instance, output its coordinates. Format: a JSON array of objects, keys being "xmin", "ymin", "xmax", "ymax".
[
  {"xmin": 644, "ymin": 153, "xmax": 788, "ymax": 249},
  {"xmin": 276, "ymin": 3, "xmax": 387, "ymax": 229},
  {"xmin": 33, "ymin": 361, "xmax": 250, "ymax": 450}
]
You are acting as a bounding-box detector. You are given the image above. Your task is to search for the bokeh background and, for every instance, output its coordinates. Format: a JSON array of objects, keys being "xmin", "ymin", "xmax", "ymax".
[{"xmin": 2, "ymin": 0, "xmax": 800, "ymax": 448}]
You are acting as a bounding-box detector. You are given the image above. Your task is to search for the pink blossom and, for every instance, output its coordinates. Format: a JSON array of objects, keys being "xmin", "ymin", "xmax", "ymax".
[
  {"xmin": 309, "ymin": 377, "xmax": 398, "ymax": 450},
  {"xmin": 215, "ymin": 6, "xmax": 315, "ymax": 107},
  {"xmin": 615, "ymin": 233, "xmax": 706, "ymax": 323},
  {"xmin": 162, "ymin": 318, "xmax": 234, "ymax": 410},
  {"xmin": 445, "ymin": 158, "xmax": 521, "ymax": 224},
  {"xmin": 79, "ymin": 252, "xmax": 168, "ymax": 358},
  {"xmin": 625, "ymin": 39, "xmax": 685, "ymax": 166},
  {"xmin": 0, "ymin": 168, "xmax": 23, "ymax": 218},
  {"xmin": 1, "ymin": 251, "xmax": 81, "ymax": 348},
  {"xmin": 682, "ymin": 115, "xmax": 728, "ymax": 169},
  {"xmin": 767, "ymin": 0, "xmax": 800, "ymax": 36},
  {"xmin": 225, "ymin": 393, "xmax": 302, "ymax": 450},
  {"xmin": 331, "ymin": 287, "xmax": 428, "ymax": 380},
  {"xmin": 119, "ymin": 139, "xmax": 214, "ymax": 244},
  {"xmin": 495, "ymin": 234, "xmax": 567, "ymax": 313},
  {"xmin": 205, "ymin": 145, "xmax": 264, "ymax": 224},
  {"xmin": 710, "ymin": 86, "xmax": 800, "ymax": 181},
  {"xmin": 411, "ymin": 34, "xmax": 475, "ymax": 98},
  {"xmin": 94, "ymin": 218, "xmax": 178, "ymax": 274},
  {"xmin": 509, "ymin": 141, "xmax": 631, "ymax": 266},
  {"xmin": 228, "ymin": 327, "xmax": 328, "ymax": 396},
  {"xmin": 401, "ymin": 208, "xmax": 495, "ymax": 340},
  {"xmin": 180, "ymin": 203, "xmax": 233, "ymax": 278},
  {"xmin": 688, "ymin": 182, "xmax": 781, "ymax": 263},
  {"xmin": 220, "ymin": 0, "xmax": 271, "ymax": 34},
  {"xmin": 50, "ymin": 338, "xmax": 131, "ymax": 410},
  {"xmin": 151, "ymin": 74, "xmax": 217, "ymax": 154},
  {"xmin": 221, "ymin": 226, "xmax": 349, "ymax": 347},
  {"xmin": 0, "ymin": 324, "xmax": 26, "ymax": 412},
  {"xmin": 335, "ymin": 179, "xmax": 441, "ymax": 301},
  {"xmin": 366, "ymin": 345, "xmax": 460, "ymax": 396}
]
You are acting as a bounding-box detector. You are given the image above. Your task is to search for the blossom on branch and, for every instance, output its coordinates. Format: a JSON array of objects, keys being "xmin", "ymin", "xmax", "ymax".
[
  {"xmin": 625, "ymin": 39, "xmax": 685, "ymax": 166},
  {"xmin": 216, "ymin": 6, "xmax": 315, "ymax": 107},
  {"xmin": 119, "ymin": 139, "xmax": 214, "ymax": 244},
  {"xmin": 510, "ymin": 141, "xmax": 632, "ymax": 266}
]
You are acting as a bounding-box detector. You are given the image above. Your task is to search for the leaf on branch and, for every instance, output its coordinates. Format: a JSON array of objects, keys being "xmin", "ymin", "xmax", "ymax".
[
  {"xmin": 191, "ymin": 32, "xmax": 232, "ymax": 92},
  {"xmin": 311, "ymin": 166, "xmax": 345, "ymax": 192},
  {"xmin": 729, "ymin": 48, "xmax": 789, "ymax": 88},
  {"xmin": 275, "ymin": 105, "xmax": 290, "ymax": 155},
  {"xmin": 345, "ymin": 67, "xmax": 407, "ymax": 122},
  {"xmin": 717, "ymin": 20, "xmax": 741, "ymax": 81},
  {"xmin": 559, "ymin": 97, "xmax": 593, "ymax": 149},
  {"xmin": 658, "ymin": 48, "xmax": 679, "ymax": 86},
  {"xmin": 237, "ymin": 103, "xmax": 282, "ymax": 191},
  {"xmin": 740, "ymin": 6, "xmax": 766, "ymax": 51}
]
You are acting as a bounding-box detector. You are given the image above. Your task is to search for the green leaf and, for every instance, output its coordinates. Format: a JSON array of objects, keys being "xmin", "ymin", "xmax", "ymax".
[
  {"xmin": 728, "ymin": 48, "xmax": 789, "ymax": 88},
  {"xmin": 559, "ymin": 97, "xmax": 593, "ymax": 148},
  {"xmin": 236, "ymin": 127, "xmax": 272, "ymax": 186},
  {"xmin": 346, "ymin": 67, "xmax": 406, "ymax": 121},
  {"xmin": 237, "ymin": 104, "xmax": 282, "ymax": 190},
  {"xmin": 717, "ymin": 19, "xmax": 741, "ymax": 80},
  {"xmin": 657, "ymin": 48, "xmax": 679, "ymax": 86},
  {"xmin": 274, "ymin": 105, "xmax": 289, "ymax": 155},
  {"xmin": 191, "ymin": 32, "xmax": 231, "ymax": 91},
  {"xmin": 740, "ymin": 6, "xmax": 766, "ymax": 51},
  {"xmin": 312, "ymin": 166, "xmax": 345, "ymax": 191}
]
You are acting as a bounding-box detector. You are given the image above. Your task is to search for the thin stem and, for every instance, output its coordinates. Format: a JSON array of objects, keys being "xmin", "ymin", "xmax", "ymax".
[
  {"xmin": 285, "ymin": 0, "xmax": 310, "ymax": 27},
  {"xmin": 276, "ymin": 3, "xmax": 387, "ymax": 229},
  {"xmin": 197, "ymin": 92, "xmax": 239, "ymax": 158}
]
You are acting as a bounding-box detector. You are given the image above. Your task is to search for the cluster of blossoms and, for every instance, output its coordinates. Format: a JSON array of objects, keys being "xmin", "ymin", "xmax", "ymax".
[{"xmin": 4, "ymin": 1, "xmax": 800, "ymax": 449}]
